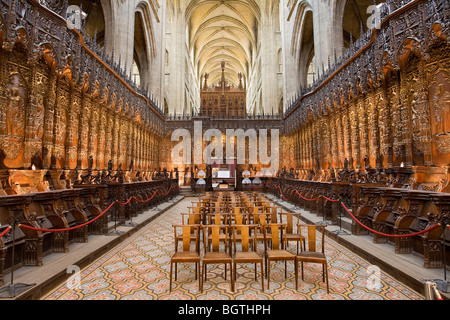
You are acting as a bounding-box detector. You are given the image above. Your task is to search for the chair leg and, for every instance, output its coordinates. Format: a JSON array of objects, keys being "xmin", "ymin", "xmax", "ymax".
[
  {"xmin": 254, "ymin": 263, "xmax": 257, "ymax": 281},
  {"xmin": 294, "ymin": 259, "xmax": 298, "ymax": 289},
  {"xmin": 200, "ymin": 263, "xmax": 203, "ymax": 293},
  {"xmin": 175, "ymin": 263, "xmax": 178, "ymax": 281},
  {"xmin": 230, "ymin": 262, "xmax": 234, "ymax": 292},
  {"xmin": 264, "ymin": 257, "xmax": 268, "ymax": 278},
  {"xmin": 260, "ymin": 262, "xmax": 264, "ymax": 292},
  {"xmin": 225, "ymin": 263, "xmax": 227, "ymax": 280},
  {"xmin": 301, "ymin": 262, "xmax": 304, "ymax": 280},
  {"xmin": 322, "ymin": 264, "xmax": 325, "ymax": 282},
  {"xmin": 198, "ymin": 262, "xmax": 202, "ymax": 292},
  {"xmin": 267, "ymin": 260, "xmax": 271, "ymax": 289},
  {"xmin": 325, "ymin": 263, "xmax": 329, "ymax": 294},
  {"xmin": 169, "ymin": 262, "xmax": 173, "ymax": 292}
]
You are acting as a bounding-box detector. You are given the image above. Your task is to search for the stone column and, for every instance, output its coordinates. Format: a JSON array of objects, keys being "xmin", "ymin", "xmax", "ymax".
[{"xmin": 312, "ymin": 1, "xmax": 335, "ymax": 76}]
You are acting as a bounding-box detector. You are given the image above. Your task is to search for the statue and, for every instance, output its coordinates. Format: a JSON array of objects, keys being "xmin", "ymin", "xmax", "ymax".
[
  {"xmin": 364, "ymin": 154, "xmax": 370, "ymax": 169},
  {"xmin": 6, "ymin": 86, "xmax": 22, "ymax": 137},
  {"xmin": 432, "ymin": 83, "xmax": 450, "ymax": 135},
  {"xmin": 343, "ymin": 158, "xmax": 349, "ymax": 171},
  {"xmin": 87, "ymin": 155, "xmax": 94, "ymax": 170}
]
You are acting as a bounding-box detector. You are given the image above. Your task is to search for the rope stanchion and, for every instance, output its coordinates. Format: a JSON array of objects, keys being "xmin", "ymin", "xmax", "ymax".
[{"xmin": 0, "ymin": 220, "xmax": 35, "ymax": 297}]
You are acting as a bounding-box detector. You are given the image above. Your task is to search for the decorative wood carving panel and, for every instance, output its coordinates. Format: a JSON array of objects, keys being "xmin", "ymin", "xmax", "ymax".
[
  {"xmin": 0, "ymin": 0, "xmax": 167, "ymax": 174},
  {"xmin": 283, "ymin": 0, "xmax": 450, "ymax": 190}
]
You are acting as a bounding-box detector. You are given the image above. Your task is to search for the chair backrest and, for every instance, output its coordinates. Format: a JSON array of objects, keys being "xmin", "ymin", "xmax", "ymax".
[
  {"xmin": 253, "ymin": 212, "xmax": 269, "ymax": 225},
  {"xmin": 279, "ymin": 212, "xmax": 300, "ymax": 234},
  {"xmin": 233, "ymin": 212, "xmax": 246, "ymax": 225},
  {"xmin": 173, "ymin": 224, "xmax": 200, "ymax": 252},
  {"xmin": 298, "ymin": 224, "xmax": 325, "ymax": 253},
  {"xmin": 232, "ymin": 206, "xmax": 241, "ymax": 214},
  {"xmin": 263, "ymin": 223, "xmax": 287, "ymax": 250},
  {"xmin": 203, "ymin": 225, "xmax": 230, "ymax": 253},
  {"xmin": 206, "ymin": 212, "xmax": 229, "ymax": 225},
  {"xmin": 181, "ymin": 212, "xmax": 202, "ymax": 225},
  {"xmin": 194, "ymin": 206, "xmax": 202, "ymax": 214},
  {"xmin": 231, "ymin": 224, "xmax": 257, "ymax": 253}
]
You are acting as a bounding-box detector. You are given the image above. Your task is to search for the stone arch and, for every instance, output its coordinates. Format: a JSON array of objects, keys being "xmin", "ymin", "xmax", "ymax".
[
  {"xmin": 334, "ymin": 0, "xmax": 377, "ymax": 54},
  {"xmin": 68, "ymin": 0, "xmax": 110, "ymax": 49},
  {"xmin": 296, "ymin": 5, "xmax": 314, "ymax": 88}
]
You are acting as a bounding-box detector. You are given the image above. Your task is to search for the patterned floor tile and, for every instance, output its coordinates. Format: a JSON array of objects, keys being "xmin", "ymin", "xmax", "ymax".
[{"xmin": 42, "ymin": 197, "xmax": 424, "ymax": 301}]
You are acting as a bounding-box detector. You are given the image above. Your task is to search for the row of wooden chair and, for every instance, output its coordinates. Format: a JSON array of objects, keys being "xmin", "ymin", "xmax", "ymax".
[
  {"xmin": 188, "ymin": 193, "xmax": 286, "ymax": 224},
  {"xmin": 169, "ymin": 222, "xmax": 329, "ymax": 294},
  {"xmin": 180, "ymin": 211, "xmax": 307, "ymax": 252}
]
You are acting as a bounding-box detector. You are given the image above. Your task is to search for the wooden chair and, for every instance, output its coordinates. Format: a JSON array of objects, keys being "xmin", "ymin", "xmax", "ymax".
[
  {"xmin": 295, "ymin": 224, "xmax": 329, "ymax": 294},
  {"xmin": 204, "ymin": 212, "xmax": 229, "ymax": 248},
  {"xmin": 228, "ymin": 212, "xmax": 248, "ymax": 252},
  {"xmin": 268, "ymin": 205, "xmax": 283, "ymax": 223},
  {"xmin": 231, "ymin": 224, "xmax": 264, "ymax": 291},
  {"xmin": 263, "ymin": 223, "xmax": 296, "ymax": 289},
  {"xmin": 229, "ymin": 210, "xmax": 248, "ymax": 225},
  {"xmin": 180, "ymin": 212, "xmax": 202, "ymax": 225},
  {"xmin": 201, "ymin": 224, "xmax": 234, "ymax": 292},
  {"xmin": 278, "ymin": 212, "xmax": 305, "ymax": 254},
  {"xmin": 170, "ymin": 224, "xmax": 202, "ymax": 292}
]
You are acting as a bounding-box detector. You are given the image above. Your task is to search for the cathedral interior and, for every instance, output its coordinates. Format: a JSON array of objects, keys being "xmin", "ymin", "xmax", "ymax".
[{"xmin": 0, "ymin": 0, "xmax": 449, "ymax": 303}]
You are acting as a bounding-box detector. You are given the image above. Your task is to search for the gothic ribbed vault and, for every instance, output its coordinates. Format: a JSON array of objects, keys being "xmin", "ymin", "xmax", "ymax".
[{"xmin": 186, "ymin": 0, "xmax": 260, "ymax": 88}]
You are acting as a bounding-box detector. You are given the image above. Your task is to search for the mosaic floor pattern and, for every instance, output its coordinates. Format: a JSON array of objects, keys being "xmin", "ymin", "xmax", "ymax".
[{"xmin": 42, "ymin": 197, "xmax": 423, "ymax": 300}]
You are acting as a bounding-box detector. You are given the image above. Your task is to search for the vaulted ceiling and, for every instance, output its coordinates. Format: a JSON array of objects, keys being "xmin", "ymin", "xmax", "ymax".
[{"xmin": 185, "ymin": 0, "xmax": 260, "ymax": 88}]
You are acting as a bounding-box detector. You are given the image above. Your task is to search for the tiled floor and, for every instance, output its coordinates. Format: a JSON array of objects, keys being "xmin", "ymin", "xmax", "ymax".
[{"xmin": 41, "ymin": 196, "xmax": 424, "ymax": 300}]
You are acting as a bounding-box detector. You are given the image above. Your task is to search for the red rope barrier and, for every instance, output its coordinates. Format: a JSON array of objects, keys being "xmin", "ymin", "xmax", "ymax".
[
  {"xmin": 7, "ymin": 185, "xmax": 179, "ymax": 234},
  {"xmin": 0, "ymin": 226, "xmax": 12, "ymax": 238},
  {"xmin": 17, "ymin": 185, "xmax": 179, "ymax": 233},
  {"xmin": 158, "ymin": 185, "xmax": 176, "ymax": 196},
  {"xmin": 294, "ymin": 189, "xmax": 321, "ymax": 202},
  {"xmin": 19, "ymin": 201, "xmax": 116, "ymax": 233},
  {"xmin": 116, "ymin": 197, "xmax": 134, "ymax": 206},
  {"xmin": 322, "ymin": 196, "xmax": 340, "ymax": 202},
  {"xmin": 277, "ymin": 186, "xmax": 295, "ymax": 201},
  {"xmin": 339, "ymin": 201, "xmax": 440, "ymax": 238},
  {"xmin": 133, "ymin": 190, "xmax": 159, "ymax": 203}
]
